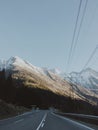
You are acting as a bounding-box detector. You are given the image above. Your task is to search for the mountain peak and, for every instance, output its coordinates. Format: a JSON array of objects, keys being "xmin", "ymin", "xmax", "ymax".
[
  {"xmin": 66, "ymin": 68, "xmax": 98, "ymax": 89},
  {"xmin": 9, "ymin": 56, "xmax": 23, "ymax": 62},
  {"xmin": 6, "ymin": 56, "xmax": 24, "ymax": 68}
]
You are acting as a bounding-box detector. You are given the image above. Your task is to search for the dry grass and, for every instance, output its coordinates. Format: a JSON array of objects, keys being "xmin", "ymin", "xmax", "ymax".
[{"xmin": 12, "ymin": 66, "xmax": 98, "ymax": 105}]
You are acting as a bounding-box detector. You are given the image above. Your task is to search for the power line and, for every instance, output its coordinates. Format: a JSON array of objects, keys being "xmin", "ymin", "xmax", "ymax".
[
  {"xmin": 72, "ymin": 0, "xmax": 88, "ymax": 57},
  {"xmin": 83, "ymin": 45, "xmax": 98, "ymax": 70},
  {"xmin": 66, "ymin": 0, "xmax": 82, "ymax": 71}
]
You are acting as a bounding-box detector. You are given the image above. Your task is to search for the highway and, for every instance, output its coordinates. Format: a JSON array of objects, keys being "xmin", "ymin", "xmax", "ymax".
[{"xmin": 0, "ymin": 110, "xmax": 95, "ymax": 130}]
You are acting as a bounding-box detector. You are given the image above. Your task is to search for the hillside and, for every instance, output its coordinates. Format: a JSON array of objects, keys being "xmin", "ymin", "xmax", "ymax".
[
  {"xmin": 0, "ymin": 99, "xmax": 28, "ymax": 119},
  {"xmin": 63, "ymin": 68, "xmax": 98, "ymax": 94},
  {"xmin": 0, "ymin": 56, "xmax": 98, "ymax": 115}
]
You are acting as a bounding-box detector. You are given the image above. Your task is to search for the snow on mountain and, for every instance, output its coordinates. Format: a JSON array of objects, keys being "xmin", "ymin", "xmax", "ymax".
[
  {"xmin": 0, "ymin": 56, "xmax": 60, "ymax": 79},
  {"xmin": 4, "ymin": 56, "xmax": 45, "ymax": 75},
  {"xmin": 0, "ymin": 56, "xmax": 43, "ymax": 78},
  {"xmin": 0, "ymin": 56, "xmax": 76, "ymax": 98},
  {"xmin": 6, "ymin": 56, "xmax": 36, "ymax": 70},
  {"xmin": 1, "ymin": 56, "xmax": 98, "ymax": 92},
  {"xmin": 64, "ymin": 68, "xmax": 98, "ymax": 90},
  {"xmin": 0, "ymin": 56, "xmax": 98, "ymax": 104}
]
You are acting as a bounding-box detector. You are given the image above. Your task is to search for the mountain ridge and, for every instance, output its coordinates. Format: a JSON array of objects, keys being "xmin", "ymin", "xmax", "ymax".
[
  {"xmin": 64, "ymin": 68, "xmax": 98, "ymax": 91},
  {"xmin": 0, "ymin": 56, "xmax": 97, "ymax": 103},
  {"xmin": 1, "ymin": 56, "xmax": 98, "ymax": 91},
  {"xmin": 0, "ymin": 56, "xmax": 98, "ymax": 113}
]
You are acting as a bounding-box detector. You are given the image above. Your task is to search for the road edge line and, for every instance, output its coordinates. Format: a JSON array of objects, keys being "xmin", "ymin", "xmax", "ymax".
[{"xmin": 51, "ymin": 113, "xmax": 94, "ymax": 130}]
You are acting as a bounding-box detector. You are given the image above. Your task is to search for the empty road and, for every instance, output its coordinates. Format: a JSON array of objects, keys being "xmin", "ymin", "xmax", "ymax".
[{"xmin": 0, "ymin": 110, "xmax": 95, "ymax": 130}]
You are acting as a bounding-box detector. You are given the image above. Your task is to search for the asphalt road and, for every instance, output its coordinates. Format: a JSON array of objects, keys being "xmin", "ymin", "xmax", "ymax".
[{"xmin": 0, "ymin": 110, "xmax": 95, "ymax": 130}]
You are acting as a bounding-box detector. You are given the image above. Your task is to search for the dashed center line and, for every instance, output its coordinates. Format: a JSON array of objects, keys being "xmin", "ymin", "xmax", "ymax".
[
  {"xmin": 36, "ymin": 113, "xmax": 47, "ymax": 130},
  {"xmin": 41, "ymin": 122, "xmax": 45, "ymax": 128}
]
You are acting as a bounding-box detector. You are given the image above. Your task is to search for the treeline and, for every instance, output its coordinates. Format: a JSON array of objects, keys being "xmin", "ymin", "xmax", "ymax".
[{"xmin": 0, "ymin": 69, "xmax": 98, "ymax": 115}]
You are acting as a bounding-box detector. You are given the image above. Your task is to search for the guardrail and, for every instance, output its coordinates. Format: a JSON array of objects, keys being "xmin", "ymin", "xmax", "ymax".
[{"xmin": 55, "ymin": 112, "xmax": 98, "ymax": 126}]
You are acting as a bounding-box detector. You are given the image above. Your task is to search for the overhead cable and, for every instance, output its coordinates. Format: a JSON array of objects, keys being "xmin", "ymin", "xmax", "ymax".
[
  {"xmin": 66, "ymin": 0, "xmax": 82, "ymax": 71},
  {"xmin": 72, "ymin": 0, "xmax": 88, "ymax": 57}
]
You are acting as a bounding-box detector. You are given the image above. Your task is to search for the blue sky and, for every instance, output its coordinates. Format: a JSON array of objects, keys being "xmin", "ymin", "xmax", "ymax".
[{"xmin": 0, "ymin": 0, "xmax": 98, "ymax": 73}]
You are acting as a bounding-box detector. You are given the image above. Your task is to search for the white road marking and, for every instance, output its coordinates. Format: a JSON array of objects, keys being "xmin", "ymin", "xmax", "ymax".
[
  {"xmin": 52, "ymin": 113, "xmax": 94, "ymax": 130},
  {"xmin": 41, "ymin": 122, "xmax": 45, "ymax": 127},
  {"xmin": 14, "ymin": 119, "xmax": 24, "ymax": 124},
  {"xmin": 36, "ymin": 113, "xmax": 47, "ymax": 130}
]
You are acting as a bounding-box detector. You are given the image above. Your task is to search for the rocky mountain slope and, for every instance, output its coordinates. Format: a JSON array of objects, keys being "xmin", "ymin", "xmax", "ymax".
[
  {"xmin": 63, "ymin": 68, "xmax": 98, "ymax": 94},
  {"xmin": 0, "ymin": 56, "xmax": 98, "ymax": 114},
  {"xmin": 1, "ymin": 56, "xmax": 97, "ymax": 99}
]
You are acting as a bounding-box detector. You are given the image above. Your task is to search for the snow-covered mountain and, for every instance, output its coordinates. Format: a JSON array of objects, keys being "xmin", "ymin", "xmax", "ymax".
[
  {"xmin": 0, "ymin": 56, "xmax": 63, "ymax": 79},
  {"xmin": 64, "ymin": 68, "xmax": 98, "ymax": 91},
  {"xmin": 0, "ymin": 56, "xmax": 98, "ymax": 106},
  {"xmin": 0, "ymin": 56, "xmax": 98, "ymax": 115},
  {"xmin": 0, "ymin": 56, "xmax": 48, "ymax": 77},
  {"xmin": 0, "ymin": 56, "xmax": 76, "ymax": 98},
  {"xmin": 1, "ymin": 56, "xmax": 98, "ymax": 92}
]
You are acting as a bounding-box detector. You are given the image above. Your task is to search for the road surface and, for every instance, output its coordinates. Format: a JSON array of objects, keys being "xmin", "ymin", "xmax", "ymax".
[{"xmin": 0, "ymin": 110, "xmax": 95, "ymax": 130}]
